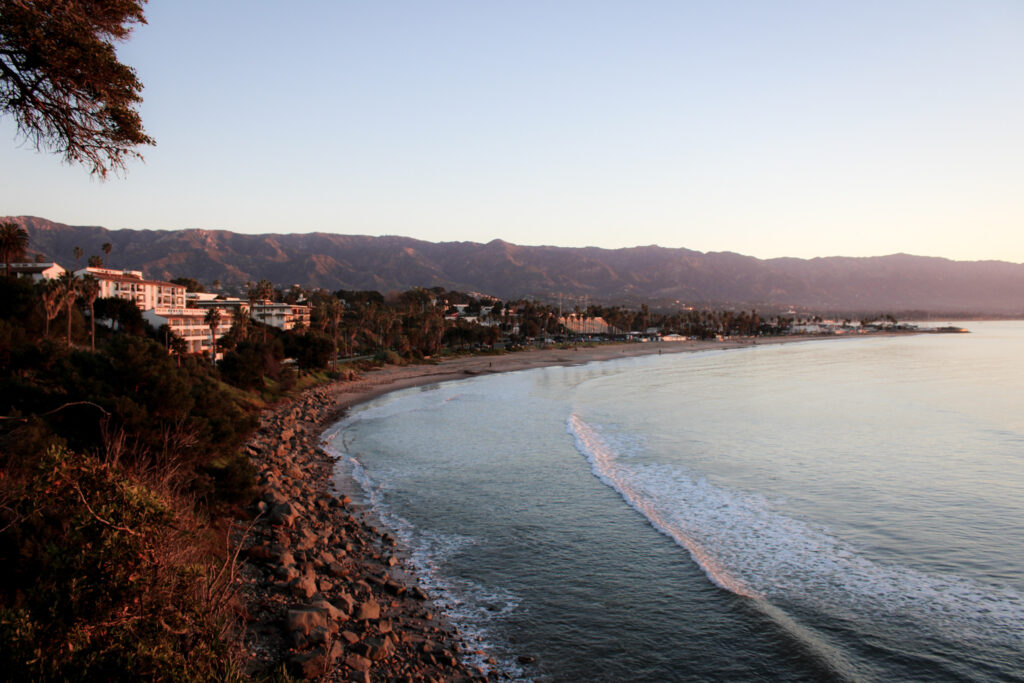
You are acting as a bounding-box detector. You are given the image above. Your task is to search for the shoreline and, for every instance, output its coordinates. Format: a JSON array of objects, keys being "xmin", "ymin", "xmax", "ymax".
[
  {"xmin": 239, "ymin": 332, "xmax": 909, "ymax": 679},
  {"xmin": 331, "ymin": 335, "xmax": 829, "ymax": 412}
]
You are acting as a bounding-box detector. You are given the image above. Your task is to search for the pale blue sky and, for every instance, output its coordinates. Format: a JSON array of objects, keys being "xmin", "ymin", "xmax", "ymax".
[{"xmin": 3, "ymin": 1, "xmax": 1023, "ymax": 261}]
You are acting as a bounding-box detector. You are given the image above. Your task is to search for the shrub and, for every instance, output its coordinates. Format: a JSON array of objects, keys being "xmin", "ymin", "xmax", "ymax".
[{"xmin": 0, "ymin": 446, "xmax": 243, "ymax": 680}]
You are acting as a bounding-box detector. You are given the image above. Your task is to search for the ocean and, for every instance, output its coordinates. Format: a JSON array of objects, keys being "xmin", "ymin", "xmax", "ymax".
[{"xmin": 323, "ymin": 322, "xmax": 1024, "ymax": 682}]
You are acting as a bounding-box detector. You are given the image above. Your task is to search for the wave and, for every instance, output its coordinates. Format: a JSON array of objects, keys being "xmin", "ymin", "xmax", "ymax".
[{"xmin": 567, "ymin": 413, "xmax": 1024, "ymax": 668}]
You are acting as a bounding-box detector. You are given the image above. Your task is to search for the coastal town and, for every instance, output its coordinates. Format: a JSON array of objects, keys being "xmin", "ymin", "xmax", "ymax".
[
  {"xmin": 7, "ymin": 250, "xmax": 918, "ymax": 366},
  {"xmin": 0, "ymin": 226, "xmax": 931, "ymax": 681}
]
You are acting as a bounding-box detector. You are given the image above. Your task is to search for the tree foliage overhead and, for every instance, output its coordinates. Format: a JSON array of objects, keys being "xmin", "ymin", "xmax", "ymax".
[{"xmin": 0, "ymin": 0, "xmax": 154, "ymax": 176}]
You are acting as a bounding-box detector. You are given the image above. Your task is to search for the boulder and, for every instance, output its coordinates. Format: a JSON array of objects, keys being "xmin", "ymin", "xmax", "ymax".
[
  {"xmin": 269, "ymin": 502, "xmax": 299, "ymax": 527},
  {"xmin": 311, "ymin": 599, "xmax": 345, "ymax": 620},
  {"xmin": 355, "ymin": 599, "xmax": 380, "ymax": 621},
  {"xmin": 345, "ymin": 653, "xmax": 372, "ymax": 673},
  {"xmin": 291, "ymin": 572, "xmax": 318, "ymax": 599},
  {"xmin": 287, "ymin": 607, "xmax": 330, "ymax": 636}
]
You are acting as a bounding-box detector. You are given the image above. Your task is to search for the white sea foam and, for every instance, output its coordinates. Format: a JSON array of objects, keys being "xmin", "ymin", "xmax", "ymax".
[
  {"xmin": 566, "ymin": 414, "xmax": 1024, "ymax": 652},
  {"xmin": 334, "ymin": 449, "xmax": 525, "ymax": 680}
]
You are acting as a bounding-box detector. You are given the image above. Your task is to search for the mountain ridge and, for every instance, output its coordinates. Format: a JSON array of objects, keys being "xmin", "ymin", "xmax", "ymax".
[{"xmin": 7, "ymin": 216, "xmax": 1023, "ymax": 315}]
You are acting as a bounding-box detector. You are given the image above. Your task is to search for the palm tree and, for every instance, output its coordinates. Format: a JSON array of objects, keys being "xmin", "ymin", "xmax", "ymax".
[
  {"xmin": 320, "ymin": 297, "xmax": 343, "ymax": 371},
  {"xmin": 101, "ymin": 242, "xmax": 112, "ymax": 267},
  {"xmin": 79, "ymin": 275, "xmax": 100, "ymax": 351},
  {"xmin": 230, "ymin": 306, "xmax": 249, "ymax": 342},
  {"xmin": 246, "ymin": 279, "xmax": 273, "ymax": 341},
  {"xmin": 39, "ymin": 281, "xmax": 64, "ymax": 338},
  {"xmin": 204, "ymin": 307, "xmax": 222, "ymax": 363},
  {"xmin": 0, "ymin": 222, "xmax": 30, "ymax": 277},
  {"xmin": 73, "ymin": 246, "xmax": 83, "ymax": 266},
  {"xmin": 57, "ymin": 271, "xmax": 79, "ymax": 346}
]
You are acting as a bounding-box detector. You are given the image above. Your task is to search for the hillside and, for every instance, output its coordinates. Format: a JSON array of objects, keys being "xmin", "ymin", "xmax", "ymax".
[{"xmin": 8, "ymin": 216, "xmax": 1024, "ymax": 314}]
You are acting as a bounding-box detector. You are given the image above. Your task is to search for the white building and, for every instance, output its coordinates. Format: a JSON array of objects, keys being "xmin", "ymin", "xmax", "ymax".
[
  {"xmin": 10, "ymin": 262, "xmax": 65, "ymax": 281},
  {"xmin": 190, "ymin": 297, "xmax": 311, "ymax": 331},
  {"xmin": 251, "ymin": 301, "xmax": 311, "ymax": 331},
  {"xmin": 143, "ymin": 307, "xmax": 217, "ymax": 356},
  {"xmin": 74, "ymin": 267, "xmax": 186, "ymax": 310}
]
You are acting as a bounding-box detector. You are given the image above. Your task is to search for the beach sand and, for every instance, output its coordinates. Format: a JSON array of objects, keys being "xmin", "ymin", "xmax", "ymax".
[{"xmin": 332, "ymin": 337, "xmax": 770, "ymax": 412}]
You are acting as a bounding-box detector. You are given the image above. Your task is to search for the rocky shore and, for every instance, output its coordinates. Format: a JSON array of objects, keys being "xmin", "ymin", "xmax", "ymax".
[
  {"xmin": 234, "ymin": 338, "xmax": 854, "ymax": 680},
  {"xmin": 237, "ymin": 383, "xmax": 487, "ymax": 681}
]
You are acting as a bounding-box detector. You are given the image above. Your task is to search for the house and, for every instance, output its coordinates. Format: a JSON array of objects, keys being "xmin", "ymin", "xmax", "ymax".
[{"xmin": 10, "ymin": 262, "xmax": 65, "ymax": 281}]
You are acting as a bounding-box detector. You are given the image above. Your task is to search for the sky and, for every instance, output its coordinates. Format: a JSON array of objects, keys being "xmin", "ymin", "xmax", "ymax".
[{"xmin": 2, "ymin": 0, "xmax": 1024, "ymax": 262}]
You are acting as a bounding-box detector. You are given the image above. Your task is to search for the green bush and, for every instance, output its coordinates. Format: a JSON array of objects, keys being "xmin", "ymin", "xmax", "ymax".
[{"xmin": 0, "ymin": 446, "xmax": 242, "ymax": 681}]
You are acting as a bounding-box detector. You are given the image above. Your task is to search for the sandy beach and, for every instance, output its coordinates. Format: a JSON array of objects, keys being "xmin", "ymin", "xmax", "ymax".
[{"xmin": 331, "ymin": 337, "xmax": 779, "ymax": 411}]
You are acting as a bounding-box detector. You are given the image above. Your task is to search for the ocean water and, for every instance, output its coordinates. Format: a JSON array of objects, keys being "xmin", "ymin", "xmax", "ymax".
[{"xmin": 323, "ymin": 322, "xmax": 1024, "ymax": 682}]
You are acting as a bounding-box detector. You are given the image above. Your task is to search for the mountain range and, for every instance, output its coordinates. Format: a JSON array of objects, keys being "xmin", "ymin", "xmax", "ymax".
[{"xmin": 7, "ymin": 216, "xmax": 1024, "ymax": 315}]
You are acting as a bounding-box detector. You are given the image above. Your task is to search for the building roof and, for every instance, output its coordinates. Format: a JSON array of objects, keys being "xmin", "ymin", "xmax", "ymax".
[
  {"xmin": 10, "ymin": 262, "xmax": 62, "ymax": 274},
  {"xmin": 84, "ymin": 270, "xmax": 183, "ymax": 288}
]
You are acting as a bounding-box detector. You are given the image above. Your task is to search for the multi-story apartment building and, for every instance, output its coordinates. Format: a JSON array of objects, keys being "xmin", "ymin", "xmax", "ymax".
[
  {"xmin": 142, "ymin": 307, "xmax": 216, "ymax": 356},
  {"xmin": 189, "ymin": 296, "xmax": 311, "ymax": 332},
  {"xmin": 251, "ymin": 301, "xmax": 311, "ymax": 331},
  {"xmin": 73, "ymin": 267, "xmax": 186, "ymax": 310}
]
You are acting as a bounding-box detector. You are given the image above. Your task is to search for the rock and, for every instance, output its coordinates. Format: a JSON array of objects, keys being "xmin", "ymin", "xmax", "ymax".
[
  {"xmin": 356, "ymin": 599, "xmax": 380, "ymax": 621},
  {"xmin": 363, "ymin": 636, "xmax": 393, "ymax": 661},
  {"xmin": 296, "ymin": 527, "xmax": 318, "ymax": 551},
  {"xmin": 290, "ymin": 642, "xmax": 342, "ymax": 679},
  {"xmin": 276, "ymin": 565, "xmax": 301, "ymax": 582},
  {"xmin": 287, "ymin": 607, "xmax": 330, "ymax": 635},
  {"xmin": 345, "ymin": 653, "xmax": 372, "ymax": 673},
  {"xmin": 291, "ymin": 572, "xmax": 318, "ymax": 599},
  {"xmin": 334, "ymin": 591, "xmax": 355, "ymax": 615},
  {"xmin": 340, "ymin": 630, "xmax": 360, "ymax": 645},
  {"xmin": 269, "ymin": 502, "xmax": 299, "ymax": 527},
  {"xmin": 311, "ymin": 599, "xmax": 345, "ymax": 621}
]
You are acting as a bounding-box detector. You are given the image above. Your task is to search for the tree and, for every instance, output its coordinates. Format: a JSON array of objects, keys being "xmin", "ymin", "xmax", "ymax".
[
  {"xmin": 0, "ymin": 0, "xmax": 154, "ymax": 177},
  {"xmin": 323, "ymin": 297, "xmax": 343, "ymax": 371},
  {"xmin": 0, "ymin": 221, "xmax": 29, "ymax": 276},
  {"xmin": 204, "ymin": 307, "xmax": 221, "ymax": 364},
  {"xmin": 73, "ymin": 246, "xmax": 83, "ymax": 265},
  {"xmin": 87, "ymin": 254, "xmax": 103, "ymax": 267},
  {"xmin": 39, "ymin": 281, "xmax": 64, "ymax": 338},
  {"xmin": 79, "ymin": 274, "xmax": 100, "ymax": 351},
  {"xmin": 171, "ymin": 276, "xmax": 204, "ymax": 293},
  {"xmin": 102, "ymin": 241, "xmax": 112, "ymax": 266},
  {"xmin": 57, "ymin": 271, "xmax": 79, "ymax": 345},
  {"xmin": 246, "ymin": 279, "xmax": 273, "ymax": 342}
]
